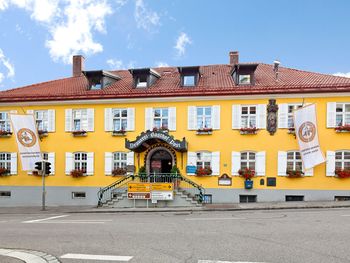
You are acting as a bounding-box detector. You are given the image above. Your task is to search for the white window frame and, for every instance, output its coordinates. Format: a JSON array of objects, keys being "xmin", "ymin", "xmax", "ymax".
[
  {"xmin": 240, "ymin": 151, "xmax": 256, "ymax": 170},
  {"xmin": 183, "ymin": 75, "xmax": 195, "ymax": 86},
  {"xmin": 287, "ymin": 104, "xmax": 302, "ymax": 128},
  {"xmin": 196, "ymin": 151, "xmax": 212, "ymax": 170},
  {"xmin": 197, "ymin": 106, "xmax": 212, "ymax": 129},
  {"xmin": 74, "ymin": 152, "xmax": 87, "ymax": 174},
  {"xmin": 113, "ymin": 152, "xmax": 127, "ymax": 170},
  {"xmin": 241, "ymin": 105, "xmax": 256, "ymax": 128},
  {"xmin": 336, "ymin": 103, "xmax": 350, "ymax": 126},
  {"xmin": 72, "ymin": 109, "xmax": 87, "ymax": 131},
  {"xmin": 34, "ymin": 110, "xmax": 49, "ymax": 131},
  {"xmin": 153, "ymin": 108, "xmax": 169, "ymax": 129},
  {"xmin": 0, "ymin": 152, "xmax": 11, "ymax": 172},
  {"xmin": 0, "ymin": 112, "xmax": 10, "ymax": 132},
  {"xmin": 136, "ymin": 76, "xmax": 147, "ymax": 88},
  {"xmin": 335, "ymin": 150, "xmax": 350, "ymax": 170},
  {"xmin": 112, "ymin": 109, "xmax": 127, "ymax": 131},
  {"xmin": 287, "ymin": 151, "xmax": 303, "ymax": 171}
]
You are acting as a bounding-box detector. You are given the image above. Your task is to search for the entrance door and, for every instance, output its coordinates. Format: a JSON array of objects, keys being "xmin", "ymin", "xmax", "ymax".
[{"xmin": 150, "ymin": 149, "xmax": 173, "ymax": 174}]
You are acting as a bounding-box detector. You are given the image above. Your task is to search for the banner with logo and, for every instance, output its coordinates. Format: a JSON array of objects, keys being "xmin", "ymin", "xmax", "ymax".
[
  {"xmin": 10, "ymin": 114, "xmax": 42, "ymax": 171},
  {"xmin": 294, "ymin": 104, "xmax": 325, "ymax": 170}
]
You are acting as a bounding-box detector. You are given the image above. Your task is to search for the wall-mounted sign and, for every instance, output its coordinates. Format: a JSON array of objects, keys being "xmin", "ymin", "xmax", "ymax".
[
  {"xmin": 151, "ymin": 191, "xmax": 173, "ymax": 201},
  {"xmin": 128, "ymin": 183, "xmax": 151, "ymax": 193},
  {"xmin": 128, "ymin": 192, "xmax": 151, "ymax": 199},
  {"xmin": 151, "ymin": 183, "xmax": 173, "ymax": 191},
  {"xmin": 151, "ymin": 160, "xmax": 161, "ymax": 169},
  {"xmin": 186, "ymin": 165, "xmax": 196, "ymax": 174},
  {"xmin": 218, "ymin": 173, "xmax": 232, "ymax": 186}
]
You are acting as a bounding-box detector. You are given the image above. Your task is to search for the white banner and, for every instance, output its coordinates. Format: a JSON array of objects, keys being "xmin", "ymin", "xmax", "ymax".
[
  {"xmin": 10, "ymin": 114, "xmax": 42, "ymax": 171},
  {"xmin": 294, "ymin": 104, "xmax": 325, "ymax": 170}
]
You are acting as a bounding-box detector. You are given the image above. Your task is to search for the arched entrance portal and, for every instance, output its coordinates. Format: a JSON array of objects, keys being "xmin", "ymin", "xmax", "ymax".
[{"xmin": 145, "ymin": 144, "xmax": 177, "ymax": 175}]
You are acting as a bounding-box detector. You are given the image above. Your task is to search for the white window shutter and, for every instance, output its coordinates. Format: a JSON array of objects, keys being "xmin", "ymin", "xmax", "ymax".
[
  {"xmin": 211, "ymin": 151, "xmax": 220, "ymax": 175},
  {"xmin": 105, "ymin": 152, "xmax": 112, "ymax": 175},
  {"xmin": 188, "ymin": 106, "xmax": 197, "ymax": 130},
  {"xmin": 278, "ymin": 103, "xmax": 288, "ymax": 129},
  {"xmin": 327, "ymin": 102, "xmax": 336, "ymax": 128},
  {"xmin": 232, "ymin": 105, "xmax": 241, "ymax": 129},
  {"xmin": 303, "ymin": 167, "xmax": 313, "ymax": 176},
  {"xmin": 257, "ymin": 104, "xmax": 267, "ymax": 129},
  {"xmin": 256, "ymin": 151, "xmax": 266, "ymax": 176},
  {"xmin": 187, "ymin": 152, "xmax": 197, "ymax": 175},
  {"xmin": 145, "ymin": 108, "xmax": 153, "ymax": 131},
  {"xmin": 326, "ymin": 151, "xmax": 335, "ymax": 176},
  {"xmin": 65, "ymin": 109, "xmax": 73, "ymax": 132},
  {"xmin": 104, "ymin": 108, "xmax": 112, "ymax": 131},
  {"xmin": 87, "ymin": 108, "xmax": 94, "ymax": 132},
  {"xmin": 10, "ymin": 152, "xmax": 17, "ymax": 175},
  {"xmin": 212, "ymin": 105, "xmax": 220, "ymax": 130},
  {"xmin": 231, "ymin": 151, "xmax": 241, "ymax": 175},
  {"xmin": 47, "ymin": 109, "xmax": 55, "ymax": 132},
  {"xmin": 48, "ymin": 152, "xmax": 55, "ymax": 175},
  {"xmin": 127, "ymin": 108, "xmax": 135, "ymax": 131},
  {"xmin": 26, "ymin": 110, "xmax": 34, "ymax": 115},
  {"xmin": 65, "ymin": 152, "xmax": 73, "ymax": 174},
  {"xmin": 168, "ymin": 107, "xmax": 176, "ymax": 131},
  {"xmin": 278, "ymin": 151, "xmax": 287, "ymax": 176},
  {"xmin": 127, "ymin": 151, "xmax": 134, "ymax": 166},
  {"xmin": 87, "ymin": 152, "xmax": 94, "ymax": 175}
]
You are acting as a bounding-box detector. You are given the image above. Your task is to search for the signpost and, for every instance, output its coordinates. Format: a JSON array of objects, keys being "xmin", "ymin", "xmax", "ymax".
[
  {"xmin": 127, "ymin": 182, "xmax": 174, "ymax": 205},
  {"xmin": 127, "ymin": 193, "xmax": 151, "ymax": 199}
]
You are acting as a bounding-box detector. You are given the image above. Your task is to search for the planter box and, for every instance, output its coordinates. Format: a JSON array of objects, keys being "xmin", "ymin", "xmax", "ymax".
[
  {"xmin": 72, "ymin": 131, "xmax": 87, "ymax": 137},
  {"xmin": 38, "ymin": 131, "xmax": 48, "ymax": 138},
  {"xmin": 335, "ymin": 130, "xmax": 350, "ymax": 133},
  {"xmin": 196, "ymin": 130, "xmax": 213, "ymax": 135},
  {"xmin": 0, "ymin": 131, "xmax": 12, "ymax": 138},
  {"xmin": 244, "ymin": 180, "xmax": 253, "ymax": 189},
  {"xmin": 112, "ymin": 131, "xmax": 126, "ymax": 136}
]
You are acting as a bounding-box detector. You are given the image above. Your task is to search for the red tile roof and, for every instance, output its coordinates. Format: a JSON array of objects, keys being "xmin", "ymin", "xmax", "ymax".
[{"xmin": 1, "ymin": 63, "xmax": 350, "ymax": 102}]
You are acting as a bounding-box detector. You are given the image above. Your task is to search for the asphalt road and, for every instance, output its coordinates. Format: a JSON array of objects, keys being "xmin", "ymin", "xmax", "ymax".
[{"xmin": 0, "ymin": 208, "xmax": 350, "ymax": 263}]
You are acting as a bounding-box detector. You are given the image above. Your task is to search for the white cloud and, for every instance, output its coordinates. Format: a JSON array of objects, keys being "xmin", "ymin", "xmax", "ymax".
[
  {"xmin": 174, "ymin": 32, "xmax": 191, "ymax": 57},
  {"xmin": 134, "ymin": 0, "xmax": 160, "ymax": 31},
  {"xmin": 0, "ymin": 0, "xmax": 9, "ymax": 10},
  {"xmin": 106, "ymin": 58, "xmax": 136, "ymax": 69},
  {"xmin": 0, "ymin": 48, "xmax": 15, "ymax": 85},
  {"xmin": 155, "ymin": 61, "xmax": 169, "ymax": 67},
  {"xmin": 333, "ymin": 72, "xmax": 350, "ymax": 78}
]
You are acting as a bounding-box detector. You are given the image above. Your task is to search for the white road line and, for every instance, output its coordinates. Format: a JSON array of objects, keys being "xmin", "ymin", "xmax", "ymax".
[
  {"xmin": 22, "ymin": 214, "xmax": 68, "ymax": 223},
  {"xmin": 0, "ymin": 248, "xmax": 47, "ymax": 263},
  {"xmin": 39, "ymin": 221, "xmax": 106, "ymax": 224},
  {"xmin": 186, "ymin": 217, "xmax": 245, "ymax": 221},
  {"xmin": 198, "ymin": 261, "xmax": 266, "ymax": 263},
  {"xmin": 61, "ymin": 253, "xmax": 133, "ymax": 261}
]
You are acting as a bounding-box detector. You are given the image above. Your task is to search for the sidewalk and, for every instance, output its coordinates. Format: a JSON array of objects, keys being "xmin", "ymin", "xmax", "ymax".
[{"xmin": 2, "ymin": 201, "xmax": 350, "ymax": 214}]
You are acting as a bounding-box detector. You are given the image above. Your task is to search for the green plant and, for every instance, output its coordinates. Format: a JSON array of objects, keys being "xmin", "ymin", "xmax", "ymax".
[
  {"xmin": 238, "ymin": 168, "xmax": 255, "ymax": 179},
  {"xmin": 138, "ymin": 166, "xmax": 147, "ymax": 178},
  {"xmin": 195, "ymin": 167, "xmax": 212, "ymax": 176},
  {"xmin": 170, "ymin": 165, "xmax": 180, "ymax": 175},
  {"xmin": 0, "ymin": 167, "xmax": 10, "ymax": 176}
]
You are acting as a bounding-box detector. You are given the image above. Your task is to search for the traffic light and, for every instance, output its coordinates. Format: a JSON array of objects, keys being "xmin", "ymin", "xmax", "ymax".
[
  {"xmin": 34, "ymin": 161, "xmax": 42, "ymax": 171},
  {"xmin": 45, "ymin": 162, "xmax": 51, "ymax": 175}
]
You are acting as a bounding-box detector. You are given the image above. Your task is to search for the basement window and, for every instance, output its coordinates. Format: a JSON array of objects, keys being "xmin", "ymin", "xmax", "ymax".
[
  {"xmin": 285, "ymin": 195, "xmax": 304, "ymax": 202},
  {"xmin": 334, "ymin": 196, "xmax": 350, "ymax": 201},
  {"xmin": 240, "ymin": 195, "xmax": 257, "ymax": 203},
  {"xmin": 72, "ymin": 192, "xmax": 86, "ymax": 199},
  {"xmin": 0, "ymin": 191, "xmax": 11, "ymax": 197}
]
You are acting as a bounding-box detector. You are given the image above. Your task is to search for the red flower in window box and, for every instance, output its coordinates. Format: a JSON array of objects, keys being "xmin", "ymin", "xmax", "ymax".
[
  {"xmin": 240, "ymin": 127, "xmax": 259, "ymax": 134},
  {"xmin": 111, "ymin": 168, "xmax": 127, "ymax": 176},
  {"xmin": 197, "ymin": 127, "xmax": 213, "ymax": 133},
  {"xmin": 152, "ymin": 125, "xmax": 169, "ymax": 132},
  {"xmin": 195, "ymin": 167, "xmax": 212, "ymax": 176},
  {"xmin": 286, "ymin": 169, "xmax": 304, "ymax": 178},
  {"xmin": 112, "ymin": 128, "xmax": 126, "ymax": 136},
  {"xmin": 335, "ymin": 169, "xmax": 350, "ymax": 178},
  {"xmin": 70, "ymin": 169, "xmax": 86, "ymax": 177},
  {"xmin": 37, "ymin": 130, "xmax": 48, "ymax": 137},
  {"xmin": 0, "ymin": 167, "xmax": 10, "ymax": 176},
  {"xmin": 238, "ymin": 168, "xmax": 255, "ymax": 179},
  {"xmin": 0, "ymin": 130, "xmax": 12, "ymax": 136},
  {"xmin": 335, "ymin": 125, "xmax": 350, "ymax": 132},
  {"xmin": 72, "ymin": 130, "xmax": 87, "ymax": 136}
]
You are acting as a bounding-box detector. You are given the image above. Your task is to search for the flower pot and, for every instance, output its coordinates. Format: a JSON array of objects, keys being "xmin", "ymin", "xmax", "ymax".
[{"xmin": 244, "ymin": 179, "xmax": 253, "ymax": 189}]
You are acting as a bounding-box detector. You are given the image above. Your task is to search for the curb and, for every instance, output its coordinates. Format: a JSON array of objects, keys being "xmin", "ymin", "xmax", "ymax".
[{"xmin": 0, "ymin": 248, "xmax": 60, "ymax": 263}]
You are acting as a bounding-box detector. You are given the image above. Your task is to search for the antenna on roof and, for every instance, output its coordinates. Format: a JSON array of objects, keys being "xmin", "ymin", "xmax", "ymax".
[{"xmin": 273, "ymin": 59, "xmax": 280, "ymax": 81}]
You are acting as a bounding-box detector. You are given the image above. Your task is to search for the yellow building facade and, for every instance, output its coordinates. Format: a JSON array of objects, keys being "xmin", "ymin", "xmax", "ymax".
[{"xmin": 0, "ymin": 52, "xmax": 350, "ymax": 206}]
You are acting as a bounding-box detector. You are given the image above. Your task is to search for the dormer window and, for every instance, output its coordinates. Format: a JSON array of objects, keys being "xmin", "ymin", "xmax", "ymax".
[
  {"xmin": 239, "ymin": 74, "xmax": 251, "ymax": 85},
  {"xmin": 129, "ymin": 68, "xmax": 160, "ymax": 88},
  {"xmin": 178, "ymin": 66, "xmax": 200, "ymax": 87},
  {"xmin": 231, "ymin": 63, "xmax": 258, "ymax": 86},
  {"xmin": 83, "ymin": 70, "xmax": 121, "ymax": 90},
  {"xmin": 136, "ymin": 75, "xmax": 148, "ymax": 88}
]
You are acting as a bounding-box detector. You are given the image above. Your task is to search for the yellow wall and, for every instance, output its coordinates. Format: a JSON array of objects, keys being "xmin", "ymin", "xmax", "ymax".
[{"xmin": 0, "ymin": 96, "xmax": 350, "ymax": 190}]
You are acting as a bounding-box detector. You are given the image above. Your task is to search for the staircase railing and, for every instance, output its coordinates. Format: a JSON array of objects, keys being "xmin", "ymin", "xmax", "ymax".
[{"xmin": 97, "ymin": 173, "xmax": 205, "ymax": 206}]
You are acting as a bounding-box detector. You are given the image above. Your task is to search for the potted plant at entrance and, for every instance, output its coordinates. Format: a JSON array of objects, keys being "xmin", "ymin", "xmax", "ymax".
[
  {"xmin": 335, "ymin": 168, "xmax": 350, "ymax": 178},
  {"xmin": 0, "ymin": 167, "xmax": 10, "ymax": 176},
  {"xmin": 170, "ymin": 165, "xmax": 181, "ymax": 188},
  {"xmin": 138, "ymin": 166, "xmax": 147, "ymax": 181},
  {"xmin": 112, "ymin": 167, "xmax": 127, "ymax": 176},
  {"xmin": 238, "ymin": 168, "xmax": 255, "ymax": 189}
]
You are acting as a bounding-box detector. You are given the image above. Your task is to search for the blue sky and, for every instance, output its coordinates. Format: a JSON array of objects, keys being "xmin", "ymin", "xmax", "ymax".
[{"xmin": 0, "ymin": 0, "xmax": 349, "ymax": 90}]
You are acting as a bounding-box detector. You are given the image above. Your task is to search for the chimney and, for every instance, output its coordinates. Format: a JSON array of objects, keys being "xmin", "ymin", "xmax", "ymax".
[
  {"xmin": 273, "ymin": 60, "xmax": 280, "ymax": 81},
  {"xmin": 229, "ymin": 51, "xmax": 239, "ymax": 66},
  {"xmin": 72, "ymin": 55, "xmax": 85, "ymax": 77}
]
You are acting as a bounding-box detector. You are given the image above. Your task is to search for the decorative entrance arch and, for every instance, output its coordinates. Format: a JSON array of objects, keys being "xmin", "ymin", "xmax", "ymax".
[{"xmin": 144, "ymin": 143, "xmax": 177, "ymax": 174}]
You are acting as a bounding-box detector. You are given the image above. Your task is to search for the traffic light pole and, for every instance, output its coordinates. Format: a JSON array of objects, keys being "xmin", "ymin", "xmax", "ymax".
[{"xmin": 41, "ymin": 161, "xmax": 46, "ymax": 211}]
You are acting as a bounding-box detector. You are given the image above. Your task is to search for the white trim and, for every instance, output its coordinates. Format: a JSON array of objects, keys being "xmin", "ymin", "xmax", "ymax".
[
  {"xmin": 2, "ymin": 92, "xmax": 350, "ymax": 106},
  {"xmin": 105, "ymin": 152, "xmax": 112, "ymax": 175}
]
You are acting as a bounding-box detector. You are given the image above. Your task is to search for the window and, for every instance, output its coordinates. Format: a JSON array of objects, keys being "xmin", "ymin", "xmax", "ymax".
[
  {"xmin": 0, "ymin": 153, "xmax": 11, "ymax": 171},
  {"xmin": 241, "ymin": 106, "xmax": 256, "ymax": 128},
  {"xmin": 136, "ymin": 76, "xmax": 147, "ymax": 88},
  {"xmin": 239, "ymin": 74, "xmax": 251, "ymax": 84},
  {"xmin": 287, "ymin": 151, "xmax": 302, "ymax": 171},
  {"xmin": 183, "ymin": 75, "xmax": 195, "ymax": 86},
  {"xmin": 197, "ymin": 107, "xmax": 212, "ymax": 129},
  {"xmin": 335, "ymin": 151, "xmax": 350, "ymax": 170},
  {"xmin": 336, "ymin": 103, "xmax": 350, "ymax": 126},
  {"xmin": 287, "ymin": 104, "xmax": 302, "ymax": 128},
  {"xmin": 74, "ymin": 152, "xmax": 87, "ymax": 173},
  {"xmin": 153, "ymin": 108, "xmax": 168, "ymax": 129},
  {"xmin": 0, "ymin": 191, "xmax": 11, "ymax": 197},
  {"xmin": 73, "ymin": 109, "xmax": 87, "ymax": 131},
  {"xmin": 240, "ymin": 152, "xmax": 256, "ymax": 170},
  {"xmin": 285, "ymin": 195, "xmax": 304, "ymax": 202},
  {"xmin": 113, "ymin": 109, "xmax": 127, "ymax": 131},
  {"xmin": 0, "ymin": 112, "xmax": 10, "ymax": 132},
  {"xmin": 72, "ymin": 192, "xmax": 86, "ymax": 199},
  {"xmin": 240, "ymin": 195, "xmax": 257, "ymax": 203},
  {"xmin": 113, "ymin": 152, "xmax": 127, "ymax": 170},
  {"xmin": 34, "ymin": 110, "xmax": 48, "ymax": 131},
  {"xmin": 196, "ymin": 152, "xmax": 211, "ymax": 170}
]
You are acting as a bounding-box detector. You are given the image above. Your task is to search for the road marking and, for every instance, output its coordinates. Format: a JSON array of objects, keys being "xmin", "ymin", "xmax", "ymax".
[
  {"xmin": 39, "ymin": 221, "xmax": 106, "ymax": 224},
  {"xmin": 61, "ymin": 253, "xmax": 133, "ymax": 261},
  {"xmin": 185, "ymin": 217, "xmax": 245, "ymax": 221},
  {"xmin": 22, "ymin": 214, "xmax": 68, "ymax": 223},
  {"xmin": 198, "ymin": 261, "xmax": 266, "ymax": 263}
]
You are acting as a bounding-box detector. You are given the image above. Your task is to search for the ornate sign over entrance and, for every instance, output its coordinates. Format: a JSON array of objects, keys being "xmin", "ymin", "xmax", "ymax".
[{"xmin": 125, "ymin": 131, "xmax": 188, "ymax": 153}]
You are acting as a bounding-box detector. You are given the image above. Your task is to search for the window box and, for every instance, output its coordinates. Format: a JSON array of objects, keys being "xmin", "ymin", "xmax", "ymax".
[
  {"xmin": 240, "ymin": 127, "xmax": 259, "ymax": 135},
  {"xmin": 112, "ymin": 129, "xmax": 126, "ymax": 136},
  {"xmin": 195, "ymin": 167, "xmax": 212, "ymax": 176},
  {"xmin": 112, "ymin": 168, "xmax": 127, "ymax": 176},
  {"xmin": 335, "ymin": 169, "xmax": 350, "ymax": 178},
  {"xmin": 238, "ymin": 168, "xmax": 255, "ymax": 180},
  {"xmin": 70, "ymin": 169, "xmax": 86, "ymax": 178},
  {"xmin": 196, "ymin": 128, "xmax": 213, "ymax": 135},
  {"xmin": 286, "ymin": 169, "xmax": 304, "ymax": 178},
  {"xmin": 335, "ymin": 125, "xmax": 350, "ymax": 133},
  {"xmin": 0, "ymin": 130, "xmax": 12, "ymax": 137},
  {"xmin": 152, "ymin": 126, "xmax": 169, "ymax": 133},
  {"xmin": 287, "ymin": 127, "xmax": 296, "ymax": 134},
  {"xmin": 38, "ymin": 130, "xmax": 48, "ymax": 138},
  {"xmin": 72, "ymin": 130, "xmax": 87, "ymax": 137},
  {"xmin": 0, "ymin": 168, "xmax": 10, "ymax": 177}
]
